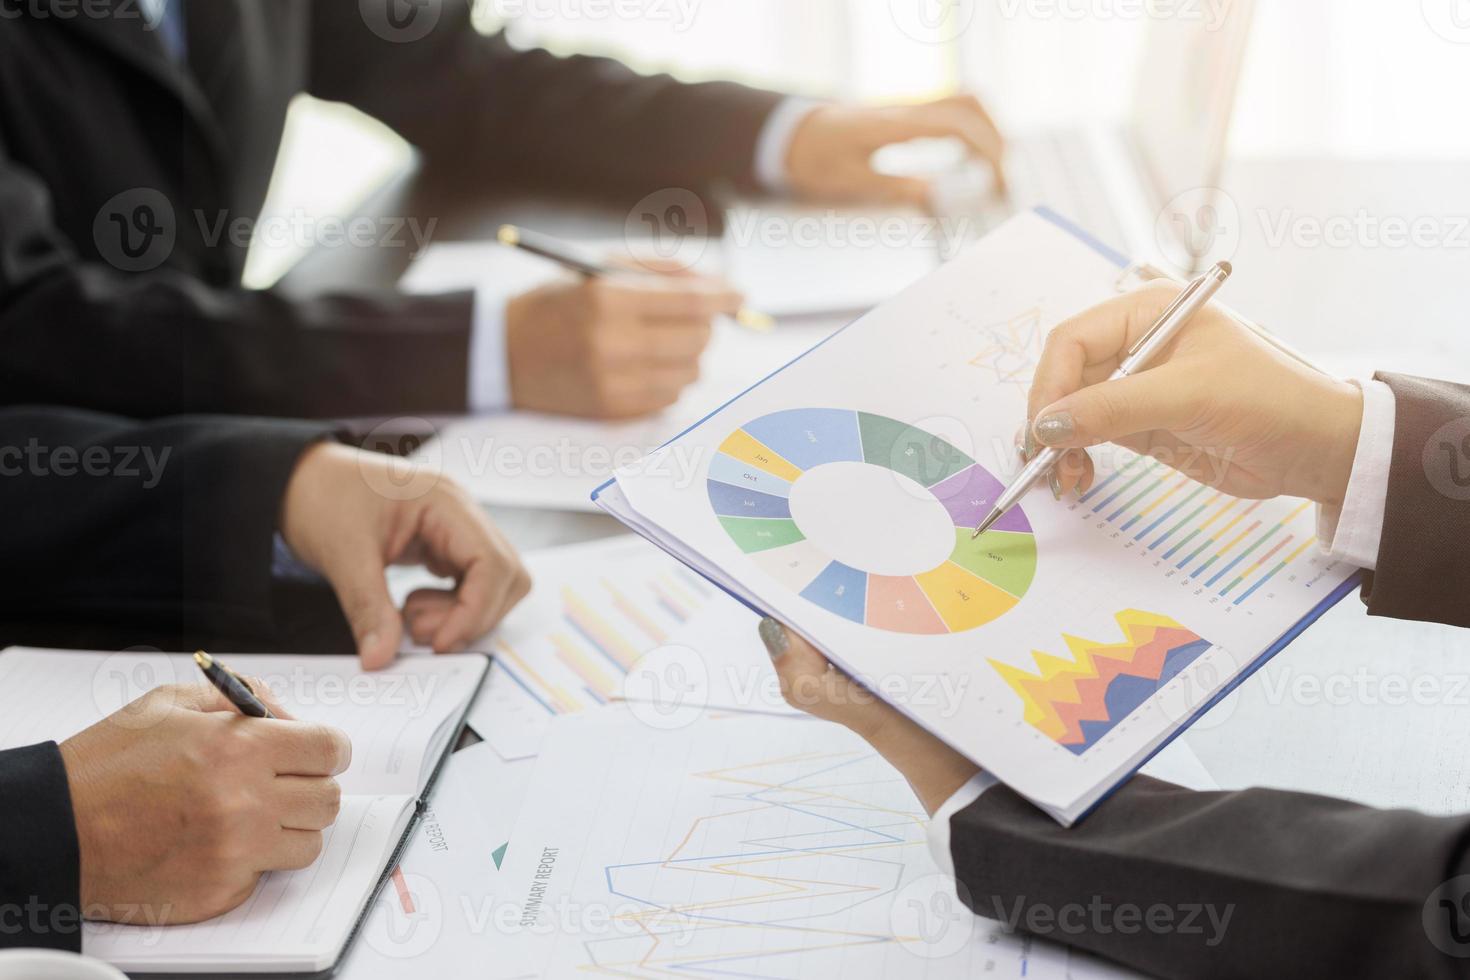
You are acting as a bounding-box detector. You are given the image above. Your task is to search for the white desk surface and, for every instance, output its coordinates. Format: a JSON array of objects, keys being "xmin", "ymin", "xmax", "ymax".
[{"xmin": 476, "ymin": 154, "xmax": 1470, "ymax": 818}]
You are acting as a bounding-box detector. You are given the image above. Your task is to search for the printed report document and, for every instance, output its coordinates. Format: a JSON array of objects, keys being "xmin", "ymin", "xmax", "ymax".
[{"xmin": 594, "ymin": 210, "xmax": 1360, "ymax": 825}]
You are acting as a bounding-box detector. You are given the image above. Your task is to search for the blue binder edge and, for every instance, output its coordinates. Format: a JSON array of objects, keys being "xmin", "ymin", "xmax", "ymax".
[
  {"xmin": 1071, "ymin": 571, "xmax": 1363, "ymax": 821},
  {"xmin": 590, "ymin": 207, "xmax": 1362, "ymax": 818}
]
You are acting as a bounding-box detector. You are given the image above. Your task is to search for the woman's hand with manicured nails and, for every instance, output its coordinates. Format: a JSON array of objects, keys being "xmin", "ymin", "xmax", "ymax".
[
  {"xmin": 1026, "ymin": 284, "xmax": 1364, "ymax": 507},
  {"xmin": 758, "ymin": 618, "xmax": 978, "ymax": 815}
]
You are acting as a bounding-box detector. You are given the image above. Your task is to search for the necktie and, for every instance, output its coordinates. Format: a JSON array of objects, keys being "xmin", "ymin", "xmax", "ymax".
[{"xmin": 151, "ymin": 0, "xmax": 187, "ymax": 63}]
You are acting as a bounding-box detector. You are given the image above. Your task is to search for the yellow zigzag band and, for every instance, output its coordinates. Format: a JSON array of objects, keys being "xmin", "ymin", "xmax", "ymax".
[{"xmin": 989, "ymin": 609, "xmax": 1191, "ymax": 743}]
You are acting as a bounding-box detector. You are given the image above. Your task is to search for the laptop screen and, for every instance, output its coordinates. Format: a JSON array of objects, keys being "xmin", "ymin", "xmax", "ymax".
[{"xmin": 1129, "ymin": 0, "xmax": 1256, "ymax": 210}]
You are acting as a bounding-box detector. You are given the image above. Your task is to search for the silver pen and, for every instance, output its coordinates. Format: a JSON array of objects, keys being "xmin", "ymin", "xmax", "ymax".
[{"xmin": 971, "ymin": 261, "xmax": 1233, "ymax": 539}]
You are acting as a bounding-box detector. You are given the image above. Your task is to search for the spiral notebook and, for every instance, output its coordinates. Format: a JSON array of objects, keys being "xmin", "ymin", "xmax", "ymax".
[
  {"xmin": 592, "ymin": 209, "xmax": 1361, "ymax": 825},
  {"xmin": 0, "ymin": 647, "xmax": 488, "ymax": 978}
]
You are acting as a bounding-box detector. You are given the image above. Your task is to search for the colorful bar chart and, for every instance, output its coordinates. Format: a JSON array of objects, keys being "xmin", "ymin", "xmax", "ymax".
[
  {"xmin": 708, "ymin": 408, "xmax": 1037, "ymax": 634},
  {"xmin": 1080, "ymin": 453, "xmax": 1322, "ymax": 609},
  {"xmin": 1233, "ymin": 536, "xmax": 1318, "ymax": 605},
  {"xmin": 492, "ymin": 556, "xmax": 712, "ymax": 718}
]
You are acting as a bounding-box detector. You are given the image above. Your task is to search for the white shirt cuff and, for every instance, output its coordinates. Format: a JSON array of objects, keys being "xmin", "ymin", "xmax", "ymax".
[
  {"xmin": 1317, "ymin": 378, "xmax": 1396, "ymax": 570},
  {"xmin": 752, "ymin": 97, "xmax": 823, "ymax": 194},
  {"xmin": 467, "ymin": 285, "xmax": 515, "ymax": 414},
  {"xmin": 925, "ymin": 770, "xmax": 997, "ymax": 879}
]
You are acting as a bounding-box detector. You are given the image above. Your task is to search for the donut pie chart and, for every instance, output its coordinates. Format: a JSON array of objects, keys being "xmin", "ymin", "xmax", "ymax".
[{"xmin": 707, "ymin": 408, "xmax": 1037, "ymax": 634}]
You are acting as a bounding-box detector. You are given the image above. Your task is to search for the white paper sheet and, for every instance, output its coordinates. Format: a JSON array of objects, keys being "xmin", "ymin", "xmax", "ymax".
[
  {"xmin": 394, "ymin": 535, "xmax": 799, "ymax": 760},
  {"xmin": 597, "ymin": 211, "xmax": 1360, "ymax": 824},
  {"xmin": 337, "ymin": 742, "xmax": 534, "ymax": 978},
  {"xmin": 487, "ymin": 707, "xmax": 1139, "ymax": 979},
  {"xmin": 338, "ymin": 710, "xmax": 1214, "ymax": 979}
]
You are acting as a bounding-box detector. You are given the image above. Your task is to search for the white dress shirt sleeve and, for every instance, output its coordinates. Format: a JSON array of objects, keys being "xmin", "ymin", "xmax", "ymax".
[
  {"xmin": 924, "ymin": 770, "xmax": 998, "ymax": 878},
  {"xmin": 1317, "ymin": 378, "xmax": 1396, "ymax": 570},
  {"xmin": 925, "ymin": 384, "xmax": 1398, "ymax": 879},
  {"xmin": 466, "ymin": 283, "xmax": 518, "ymax": 415},
  {"xmin": 466, "ymin": 98, "xmax": 821, "ymax": 411},
  {"xmin": 752, "ymin": 97, "xmax": 823, "ymax": 194}
]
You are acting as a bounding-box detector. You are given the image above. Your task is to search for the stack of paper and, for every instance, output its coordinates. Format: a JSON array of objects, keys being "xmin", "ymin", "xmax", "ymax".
[
  {"xmin": 342, "ymin": 705, "xmax": 1217, "ymax": 978},
  {"xmin": 392, "ymin": 535, "xmax": 801, "ymax": 761}
]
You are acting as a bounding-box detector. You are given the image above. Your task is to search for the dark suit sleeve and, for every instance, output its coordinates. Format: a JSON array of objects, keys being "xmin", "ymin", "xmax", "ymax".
[
  {"xmin": 0, "ymin": 407, "xmax": 335, "ymax": 651},
  {"xmin": 1360, "ymin": 373, "xmax": 1470, "ymax": 628},
  {"xmin": 0, "ymin": 134, "xmax": 477, "ymax": 420},
  {"xmin": 0, "ymin": 742, "xmax": 82, "ymax": 951},
  {"xmin": 306, "ymin": 2, "xmax": 785, "ymax": 195},
  {"xmin": 946, "ymin": 776, "xmax": 1470, "ymax": 979}
]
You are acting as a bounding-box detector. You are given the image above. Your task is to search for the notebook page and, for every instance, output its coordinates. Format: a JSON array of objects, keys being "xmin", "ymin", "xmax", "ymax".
[
  {"xmin": 0, "ymin": 649, "xmax": 485, "ymax": 971},
  {"xmin": 0, "ymin": 649, "xmax": 485, "ymax": 796},
  {"xmin": 251, "ymin": 653, "xmax": 485, "ymax": 797},
  {"xmin": 82, "ymin": 793, "xmax": 414, "ymax": 972}
]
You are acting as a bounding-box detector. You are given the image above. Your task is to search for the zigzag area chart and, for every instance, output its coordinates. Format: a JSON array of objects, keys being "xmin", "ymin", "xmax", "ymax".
[
  {"xmin": 992, "ymin": 610, "xmax": 1212, "ymax": 754},
  {"xmin": 580, "ymin": 751, "xmax": 1042, "ymax": 978}
]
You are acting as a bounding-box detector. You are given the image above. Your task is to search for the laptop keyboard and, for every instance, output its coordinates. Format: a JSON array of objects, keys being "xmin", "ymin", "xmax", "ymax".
[{"xmin": 1007, "ymin": 133, "xmax": 1130, "ymax": 251}]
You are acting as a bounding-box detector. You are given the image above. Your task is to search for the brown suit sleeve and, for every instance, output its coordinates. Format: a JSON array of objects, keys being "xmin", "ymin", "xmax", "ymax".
[
  {"xmin": 936, "ymin": 375, "xmax": 1470, "ymax": 977},
  {"xmin": 1361, "ymin": 373, "xmax": 1470, "ymax": 628}
]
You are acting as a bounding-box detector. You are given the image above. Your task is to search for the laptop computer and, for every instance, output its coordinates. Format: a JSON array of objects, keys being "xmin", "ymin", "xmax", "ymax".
[{"xmin": 892, "ymin": 0, "xmax": 1256, "ymax": 273}]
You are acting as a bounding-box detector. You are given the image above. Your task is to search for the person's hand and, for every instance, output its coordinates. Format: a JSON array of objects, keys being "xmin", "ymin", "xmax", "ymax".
[
  {"xmin": 505, "ymin": 272, "xmax": 742, "ymax": 419},
  {"xmin": 59, "ymin": 683, "xmax": 351, "ymax": 924},
  {"xmin": 1027, "ymin": 284, "xmax": 1364, "ymax": 507},
  {"xmin": 758, "ymin": 618, "xmax": 978, "ymax": 815},
  {"xmin": 783, "ymin": 97, "xmax": 1006, "ymax": 207},
  {"xmin": 280, "ymin": 443, "xmax": 531, "ymax": 668}
]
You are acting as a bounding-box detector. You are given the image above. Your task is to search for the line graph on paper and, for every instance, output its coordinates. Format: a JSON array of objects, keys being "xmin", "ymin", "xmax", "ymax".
[
  {"xmin": 579, "ymin": 751, "xmax": 1051, "ymax": 979},
  {"xmin": 923, "ymin": 290, "xmax": 1052, "ymax": 394},
  {"xmin": 966, "ymin": 305, "xmax": 1046, "ymax": 387}
]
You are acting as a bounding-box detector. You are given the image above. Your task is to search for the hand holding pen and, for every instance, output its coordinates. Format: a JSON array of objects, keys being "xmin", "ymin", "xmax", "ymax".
[
  {"xmin": 194, "ymin": 650, "xmax": 275, "ymax": 718},
  {"xmin": 974, "ymin": 263, "xmax": 1234, "ymax": 537},
  {"xmin": 495, "ymin": 225, "xmax": 751, "ymax": 419},
  {"xmin": 57, "ymin": 656, "xmax": 351, "ymax": 925},
  {"xmin": 1000, "ymin": 268, "xmax": 1363, "ymax": 514},
  {"xmin": 498, "ymin": 225, "xmax": 775, "ymax": 332}
]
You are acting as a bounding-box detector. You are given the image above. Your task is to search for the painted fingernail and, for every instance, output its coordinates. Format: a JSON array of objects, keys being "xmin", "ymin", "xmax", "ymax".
[
  {"xmin": 1035, "ymin": 412, "xmax": 1076, "ymax": 446},
  {"xmin": 758, "ymin": 617, "xmax": 789, "ymax": 661},
  {"xmin": 1022, "ymin": 424, "xmax": 1040, "ymax": 462},
  {"xmin": 1049, "ymin": 474, "xmax": 1062, "ymax": 500}
]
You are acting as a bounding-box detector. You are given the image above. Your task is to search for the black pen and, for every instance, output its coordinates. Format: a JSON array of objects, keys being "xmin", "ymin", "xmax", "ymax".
[
  {"xmin": 193, "ymin": 650, "xmax": 274, "ymax": 718},
  {"xmin": 497, "ymin": 223, "xmax": 775, "ymax": 332}
]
